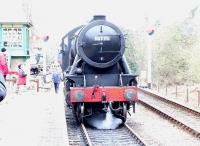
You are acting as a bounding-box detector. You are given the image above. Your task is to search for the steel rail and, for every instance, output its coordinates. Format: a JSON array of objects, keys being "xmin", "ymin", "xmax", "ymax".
[
  {"xmin": 139, "ymin": 100, "xmax": 200, "ymax": 139},
  {"xmin": 81, "ymin": 123, "xmax": 93, "ymax": 146},
  {"xmin": 139, "ymin": 88, "xmax": 200, "ymax": 116},
  {"xmin": 124, "ymin": 123, "xmax": 147, "ymax": 146}
]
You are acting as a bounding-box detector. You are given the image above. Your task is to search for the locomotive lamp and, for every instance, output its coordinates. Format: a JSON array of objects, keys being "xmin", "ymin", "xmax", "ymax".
[
  {"xmin": 124, "ymin": 89, "xmax": 135, "ymax": 101},
  {"xmin": 74, "ymin": 90, "xmax": 84, "ymax": 102}
]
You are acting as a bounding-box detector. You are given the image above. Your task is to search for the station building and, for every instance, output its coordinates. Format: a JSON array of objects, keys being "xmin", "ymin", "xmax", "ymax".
[{"xmin": 0, "ymin": 22, "xmax": 32, "ymax": 70}]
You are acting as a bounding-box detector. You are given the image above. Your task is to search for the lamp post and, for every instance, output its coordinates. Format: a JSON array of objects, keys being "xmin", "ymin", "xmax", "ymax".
[{"xmin": 42, "ymin": 35, "xmax": 49, "ymax": 83}]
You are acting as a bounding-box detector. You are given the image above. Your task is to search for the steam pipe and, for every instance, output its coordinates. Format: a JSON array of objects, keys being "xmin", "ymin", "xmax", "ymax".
[
  {"xmin": 109, "ymin": 103, "xmax": 122, "ymax": 112},
  {"xmin": 119, "ymin": 56, "xmax": 131, "ymax": 74},
  {"xmin": 69, "ymin": 55, "xmax": 80, "ymax": 74}
]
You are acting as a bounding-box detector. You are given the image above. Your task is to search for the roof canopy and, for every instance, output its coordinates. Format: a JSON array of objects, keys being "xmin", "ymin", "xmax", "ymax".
[{"xmin": 0, "ymin": 22, "xmax": 32, "ymax": 27}]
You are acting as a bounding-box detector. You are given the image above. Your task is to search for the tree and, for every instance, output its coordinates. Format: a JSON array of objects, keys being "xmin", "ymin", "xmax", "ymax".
[
  {"xmin": 153, "ymin": 20, "xmax": 199, "ymax": 85},
  {"xmin": 122, "ymin": 28, "xmax": 146, "ymax": 75}
]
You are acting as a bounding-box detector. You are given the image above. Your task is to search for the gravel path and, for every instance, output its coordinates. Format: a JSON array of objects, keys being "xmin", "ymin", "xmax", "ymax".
[
  {"xmin": 140, "ymin": 91, "xmax": 200, "ymax": 133},
  {"xmin": 126, "ymin": 103, "xmax": 200, "ymax": 146}
]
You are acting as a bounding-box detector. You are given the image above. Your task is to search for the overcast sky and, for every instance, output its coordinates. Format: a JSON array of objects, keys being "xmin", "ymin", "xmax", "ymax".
[{"xmin": 0, "ymin": 0, "xmax": 199, "ymax": 49}]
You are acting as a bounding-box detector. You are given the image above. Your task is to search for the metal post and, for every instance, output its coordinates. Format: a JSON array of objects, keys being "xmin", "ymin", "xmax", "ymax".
[
  {"xmin": 145, "ymin": 17, "xmax": 154, "ymax": 90},
  {"xmin": 12, "ymin": 79, "xmax": 16, "ymax": 86},
  {"xmin": 147, "ymin": 36, "xmax": 152, "ymax": 89},
  {"xmin": 43, "ymin": 47, "xmax": 47, "ymax": 83},
  {"xmin": 186, "ymin": 86, "xmax": 189, "ymax": 103},
  {"xmin": 30, "ymin": 79, "xmax": 39, "ymax": 92},
  {"xmin": 175, "ymin": 85, "xmax": 177, "ymax": 98},
  {"xmin": 36, "ymin": 80, "xmax": 39, "ymax": 92},
  {"xmin": 42, "ymin": 36, "xmax": 49, "ymax": 84},
  {"xmin": 166, "ymin": 84, "xmax": 168, "ymax": 95},
  {"xmin": 198, "ymin": 91, "xmax": 200, "ymax": 107}
]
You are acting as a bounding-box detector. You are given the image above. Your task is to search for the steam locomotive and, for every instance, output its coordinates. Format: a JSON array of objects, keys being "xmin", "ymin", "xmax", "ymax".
[{"xmin": 61, "ymin": 15, "xmax": 138, "ymax": 123}]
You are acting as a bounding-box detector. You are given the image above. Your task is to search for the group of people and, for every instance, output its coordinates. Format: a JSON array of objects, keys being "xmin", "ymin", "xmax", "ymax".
[
  {"xmin": 0, "ymin": 47, "xmax": 28, "ymax": 101},
  {"xmin": 0, "ymin": 47, "xmax": 63, "ymax": 102}
]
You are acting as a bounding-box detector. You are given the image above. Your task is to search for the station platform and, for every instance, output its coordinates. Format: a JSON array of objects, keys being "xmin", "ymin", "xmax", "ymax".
[{"xmin": 0, "ymin": 84, "xmax": 69, "ymax": 146}]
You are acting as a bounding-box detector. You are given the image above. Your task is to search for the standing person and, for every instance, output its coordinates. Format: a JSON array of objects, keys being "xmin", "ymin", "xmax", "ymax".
[
  {"xmin": 0, "ymin": 48, "xmax": 9, "ymax": 80},
  {"xmin": 0, "ymin": 70, "xmax": 6, "ymax": 102},
  {"xmin": 17, "ymin": 64, "xmax": 27, "ymax": 92},
  {"xmin": 52, "ymin": 70, "xmax": 61, "ymax": 93}
]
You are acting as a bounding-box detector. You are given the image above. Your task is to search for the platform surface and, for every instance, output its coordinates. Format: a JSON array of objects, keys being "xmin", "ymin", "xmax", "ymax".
[{"xmin": 0, "ymin": 84, "xmax": 68, "ymax": 146}]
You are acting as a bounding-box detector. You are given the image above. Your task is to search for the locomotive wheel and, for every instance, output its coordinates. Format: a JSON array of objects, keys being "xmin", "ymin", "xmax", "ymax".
[
  {"xmin": 122, "ymin": 103, "xmax": 127, "ymax": 122},
  {"xmin": 76, "ymin": 103, "xmax": 85, "ymax": 123}
]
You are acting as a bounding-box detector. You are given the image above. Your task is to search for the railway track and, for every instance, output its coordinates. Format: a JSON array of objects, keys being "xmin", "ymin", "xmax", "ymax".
[
  {"xmin": 139, "ymin": 88, "xmax": 200, "ymax": 139},
  {"xmin": 65, "ymin": 106, "xmax": 85, "ymax": 145},
  {"xmin": 80, "ymin": 122, "xmax": 146, "ymax": 146},
  {"xmin": 65, "ymin": 105, "xmax": 147, "ymax": 146}
]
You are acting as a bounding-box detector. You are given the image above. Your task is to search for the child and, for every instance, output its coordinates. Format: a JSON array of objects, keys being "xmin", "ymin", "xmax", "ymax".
[{"xmin": 17, "ymin": 64, "xmax": 27, "ymax": 93}]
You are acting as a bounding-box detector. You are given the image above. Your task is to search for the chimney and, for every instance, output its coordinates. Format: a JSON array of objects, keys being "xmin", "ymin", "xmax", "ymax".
[{"xmin": 91, "ymin": 15, "xmax": 106, "ymax": 21}]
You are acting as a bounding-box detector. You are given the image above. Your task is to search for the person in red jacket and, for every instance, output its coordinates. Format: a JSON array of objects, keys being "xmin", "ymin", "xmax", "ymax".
[
  {"xmin": 0, "ymin": 70, "xmax": 6, "ymax": 102},
  {"xmin": 0, "ymin": 48, "xmax": 9, "ymax": 80},
  {"xmin": 16, "ymin": 64, "xmax": 27, "ymax": 93},
  {"xmin": 17, "ymin": 64, "xmax": 27, "ymax": 86}
]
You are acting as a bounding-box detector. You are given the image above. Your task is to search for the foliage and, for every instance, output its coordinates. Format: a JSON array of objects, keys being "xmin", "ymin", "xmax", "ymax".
[
  {"xmin": 122, "ymin": 28, "xmax": 146, "ymax": 75},
  {"xmin": 123, "ymin": 11, "xmax": 200, "ymax": 85},
  {"xmin": 153, "ymin": 20, "xmax": 200, "ymax": 85}
]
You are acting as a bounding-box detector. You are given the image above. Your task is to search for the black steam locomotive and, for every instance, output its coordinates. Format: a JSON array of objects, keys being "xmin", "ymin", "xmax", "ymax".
[{"xmin": 61, "ymin": 15, "xmax": 138, "ymax": 123}]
